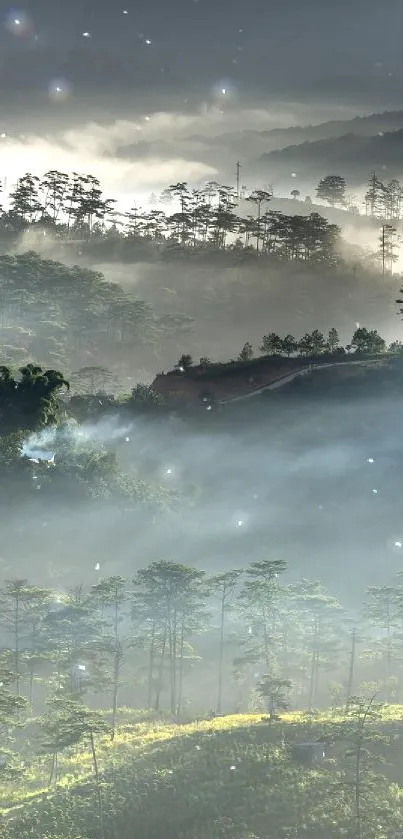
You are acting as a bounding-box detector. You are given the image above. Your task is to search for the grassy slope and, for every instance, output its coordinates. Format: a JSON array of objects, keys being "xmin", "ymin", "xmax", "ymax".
[{"xmin": 2, "ymin": 707, "xmax": 403, "ymax": 839}]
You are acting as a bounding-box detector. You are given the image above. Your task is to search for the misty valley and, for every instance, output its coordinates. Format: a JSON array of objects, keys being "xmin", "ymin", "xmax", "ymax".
[{"xmin": 2, "ymin": 168, "xmax": 403, "ymax": 839}]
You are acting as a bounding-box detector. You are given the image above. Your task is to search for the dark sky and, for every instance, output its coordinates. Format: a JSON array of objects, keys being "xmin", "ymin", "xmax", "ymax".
[
  {"xmin": 0, "ymin": 0, "xmax": 402, "ymax": 199},
  {"xmin": 1, "ymin": 0, "xmax": 403, "ymax": 112}
]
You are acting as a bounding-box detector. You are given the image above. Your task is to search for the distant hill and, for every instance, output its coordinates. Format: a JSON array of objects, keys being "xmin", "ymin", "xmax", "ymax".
[
  {"xmin": 260, "ymin": 127, "xmax": 403, "ymax": 186},
  {"xmin": 254, "ymin": 109, "xmax": 403, "ymax": 152},
  {"xmin": 196, "ymin": 110, "xmax": 403, "ymax": 162}
]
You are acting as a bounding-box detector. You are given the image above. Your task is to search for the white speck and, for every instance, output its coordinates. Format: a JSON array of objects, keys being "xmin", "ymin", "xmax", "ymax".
[
  {"xmin": 291, "ymin": 172, "xmax": 297, "ymax": 178},
  {"xmin": 378, "ymin": 132, "xmax": 384, "ymax": 137},
  {"xmin": 195, "ymin": 745, "xmax": 201, "ymax": 750},
  {"xmin": 5, "ymin": 11, "xmax": 31, "ymax": 36},
  {"xmin": 145, "ymin": 38, "xmax": 152, "ymax": 45},
  {"xmin": 221, "ymin": 88, "xmax": 226, "ymax": 95},
  {"xmin": 82, "ymin": 31, "xmax": 91, "ymax": 38},
  {"xmin": 168, "ymin": 769, "xmax": 173, "ymax": 774},
  {"xmin": 123, "ymin": 9, "xmax": 128, "ymax": 13},
  {"xmin": 166, "ymin": 468, "xmax": 172, "ymax": 475},
  {"xmin": 372, "ymin": 489, "xmax": 378, "ymax": 494},
  {"xmin": 95, "ymin": 562, "xmax": 100, "ymax": 570},
  {"xmin": 78, "ymin": 664, "xmax": 86, "ymax": 671},
  {"xmin": 367, "ymin": 458, "xmax": 374, "ymax": 463},
  {"xmin": 145, "ymin": 115, "xmax": 150, "ymax": 121},
  {"xmin": 125, "ymin": 436, "xmax": 130, "ymax": 442},
  {"xmin": 237, "ymin": 519, "xmax": 244, "ymax": 527},
  {"xmin": 230, "ymin": 765, "xmax": 236, "ymax": 771},
  {"xmin": 206, "ymin": 405, "xmax": 212, "ymax": 411},
  {"xmin": 48, "ymin": 78, "xmax": 71, "ymax": 101},
  {"xmin": 356, "ymin": 322, "xmax": 360, "ymax": 328},
  {"xmin": 395, "ymin": 541, "xmax": 402, "ymax": 549},
  {"xmin": 0, "ymin": 133, "xmax": 6, "ymax": 139}
]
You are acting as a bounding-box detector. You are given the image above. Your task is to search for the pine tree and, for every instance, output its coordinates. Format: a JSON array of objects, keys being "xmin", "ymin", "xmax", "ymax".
[
  {"xmin": 210, "ymin": 570, "xmax": 243, "ymax": 714},
  {"xmin": 90, "ymin": 576, "xmax": 128, "ymax": 738}
]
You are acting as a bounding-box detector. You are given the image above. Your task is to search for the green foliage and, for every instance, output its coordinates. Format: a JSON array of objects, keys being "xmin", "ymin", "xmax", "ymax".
[
  {"xmin": 257, "ymin": 675, "xmax": 292, "ymax": 719},
  {"xmin": 316, "ymin": 174, "xmax": 347, "ymax": 206},
  {"xmin": 350, "ymin": 327, "xmax": 386, "ymax": 354},
  {"xmin": 2, "ymin": 713, "xmax": 403, "ymax": 839},
  {"xmin": 129, "ymin": 383, "xmax": 163, "ymax": 409},
  {"xmin": 237, "ymin": 342, "xmax": 254, "ymax": 362},
  {"xmin": 0, "ymin": 364, "xmax": 69, "ymax": 435},
  {"xmin": 0, "ymin": 658, "xmax": 27, "ymax": 726},
  {"xmin": 40, "ymin": 697, "xmax": 110, "ymax": 754},
  {"xmin": 260, "ymin": 333, "xmax": 284, "ymax": 356},
  {"xmin": 327, "ymin": 327, "xmax": 340, "ymax": 352}
]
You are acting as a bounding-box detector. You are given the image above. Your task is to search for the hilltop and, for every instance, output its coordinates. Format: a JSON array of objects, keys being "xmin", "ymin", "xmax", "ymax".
[
  {"xmin": 260, "ymin": 127, "xmax": 403, "ymax": 187},
  {"xmin": 2, "ymin": 708, "xmax": 403, "ymax": 839}
]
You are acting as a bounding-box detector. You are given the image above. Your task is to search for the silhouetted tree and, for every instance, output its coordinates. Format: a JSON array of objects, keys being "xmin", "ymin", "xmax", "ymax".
[
  {"xmin": 260, "ymin": 333, "xmax": 283, "ymax": 356},
  {"xmin": 175, "ymin": 354, "xmax": 193, "ymax": 372},
  {"xmin": 238, "ymin": 342, "xmax": 253, "ymax": 362},
  {"xmin": 316, "ymin": 175, "xmax": 346, "ymax": 207},
  {"xmin": 350, "ymin": 328, "xmax": 386, "ymax": 354}
]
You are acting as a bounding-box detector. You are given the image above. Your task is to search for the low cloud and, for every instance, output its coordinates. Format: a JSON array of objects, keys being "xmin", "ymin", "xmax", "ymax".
[{"xmin": 0, "ymin": 98, "xmax": 377, "ymax": 205}]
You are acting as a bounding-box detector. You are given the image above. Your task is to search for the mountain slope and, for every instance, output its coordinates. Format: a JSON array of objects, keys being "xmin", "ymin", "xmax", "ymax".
[
  {"xmin": 217, "ymin": 109, "xmax": 403, "ymax": 157},
  {"xmin": 260, "ymin": 127, "xmax": 403, "ymax": 186},
  {"xmin": 3, "ymin": 711, "xmax": 403, "ymax": 839}
]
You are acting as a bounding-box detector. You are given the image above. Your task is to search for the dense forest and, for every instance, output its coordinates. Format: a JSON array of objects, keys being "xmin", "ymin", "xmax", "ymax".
[
  {"xmin": 2, "ymin": 553, "xmax": 403, "ymax": 838},
  {"xmin": 0, "ymin": 168, "xmax": 399, "ymax": 386}
]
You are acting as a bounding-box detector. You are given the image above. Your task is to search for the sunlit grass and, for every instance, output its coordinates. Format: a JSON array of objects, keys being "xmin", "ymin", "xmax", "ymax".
[{"xmin": 2, "ymin": 704, "xmax": 403, "ymax": 816}]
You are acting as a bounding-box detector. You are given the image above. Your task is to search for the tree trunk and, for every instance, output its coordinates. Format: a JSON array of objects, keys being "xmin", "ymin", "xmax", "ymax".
[
  {"xmin": 89, "ymin": 731, "xmax": 104, "ymax": 839},
  {"xmin": 308, "ymin": 640, "xmax": 317, "ymax": 711},
  {"xmin": 147, "ymin": 622, "xmax": 156, "ymax": 709},
  {"xmin": 15, "ymin": 592, "xmax": 20, "ymax": 702},
  {"xmin": 111, "ymin": 590, "xmax": 120, "ymax": 740},
  {"xmin": 346, "ymin": 628, "xmax": 356, "ymax": 706},
  {"xmin": 111, "ymin": 646, "xmax": 120, "ymax": 741},
  {"xmin": 154, "ymin": 631, "xmax": 167, "ymax": 711},
  {"xmin": 177, "ymin": 621, "xmax": 185, "ymax": 718},
  {"xmin": 217, "ymin": 595, "xmax": 225, "ymax": 714},
  {"xmin": 355, "ymin": 741, "xmax": 362, "ymax": 839}
]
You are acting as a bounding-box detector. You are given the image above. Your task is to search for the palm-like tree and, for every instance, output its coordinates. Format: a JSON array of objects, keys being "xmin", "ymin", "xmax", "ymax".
[{"xmin": 0, "ymin": 364, "xmax": 69, "ymax": 435}]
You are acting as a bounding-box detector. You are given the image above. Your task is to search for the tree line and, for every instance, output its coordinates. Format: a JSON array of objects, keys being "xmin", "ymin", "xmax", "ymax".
[
  {"xmin": 307, "ymin": 171, "xmax": 403, "ymax": 220},
  {"xmin": 1, "ymin": 562, "xmax": 403, "ymax": 751},
  {"xmin": 0, "ymin": 172, "xmax": 342, "ymax": 266},
  {"xmin": 176, "ymin": 325, "xmax": 394, "ymax": 372}
]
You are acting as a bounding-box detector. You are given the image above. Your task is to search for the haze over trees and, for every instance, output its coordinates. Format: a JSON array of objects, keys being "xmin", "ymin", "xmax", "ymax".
[
  {"xmin": 0, "ymin": 170, "xmax": 345, "ymax": 267},
  {"xmin": 2, "ymin": 159, "xmax": 403, "ymax": 839},
  {"xmin": 316, "ymin": 174, "xmax": 347, "ymax": 206}
]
